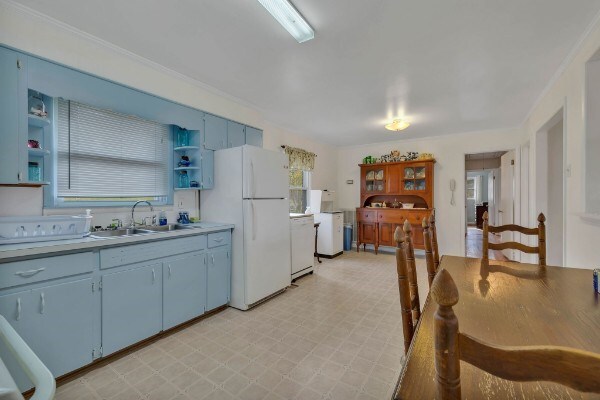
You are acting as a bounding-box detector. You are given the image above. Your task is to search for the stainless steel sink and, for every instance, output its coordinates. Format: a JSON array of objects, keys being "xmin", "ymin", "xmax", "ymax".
[
  {"xmin": 90, "ymin": 228, "xmax": 156, "ymax": 238},
  {"xmin": 139, "ymin": 224, "xmax": 194, "ymax": 232}
]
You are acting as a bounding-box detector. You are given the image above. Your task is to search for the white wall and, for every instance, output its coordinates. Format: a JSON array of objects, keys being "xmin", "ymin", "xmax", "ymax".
[
  {"xmin": 523, "ymin": 12, "xmax": 600, "ymax": 268},
  {"xmin": 337, "ymin": 128, "xmax": 523, "ymax": 256},
  {"xmin": 0, "ymin": 2, "xmax": 337, "ymax": 223}
]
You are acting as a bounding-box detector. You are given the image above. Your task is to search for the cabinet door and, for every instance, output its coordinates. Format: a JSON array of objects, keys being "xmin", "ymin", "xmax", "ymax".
[
  {"xmin": 411, "ymin": 224, "xmax": 425, "ymax": 248},
  {"xmin": 245, "ymin": 126, "xmax": 263, "ymax": 147},
  {"xmin": 204, "ymin": 114, "xmax": 227, "ymax": 150},
  {"xmin": 201, "ymin": 149, "xmax": 214, "ymax": 189},
  {"xmin": 163, "ymin": 253, "xmax": 207, "ymax": 330},
  {"xmin": 378, "ymin": 223, "xmax": 394, "ymax": 246},
  {"xmin": 206, "ymin": 247, "xmax": 230, "ymax": 311},
  {"xmin": 0, "ymin": 290, "xmax": 33, "ymax": 391},
  {"xmin": 0, "ymin": 47, "xmax": 27, "ymax": 184},
  {"xmin": 102, "ymin": 263, "xmax": 162, "ymax": 355},
  {"xmin": 29, "ymin": 279, "xmax": 93, "ymax": 378},
  {"xmin": 386, "ymin": 164, "xmax": 402, "ymax": 193},
  {"xmin": 359, "ymin": 222, "xmax": 377, "ymax": 244},
  {"xmin": 227, "ymin": 121, "xmax": 245, "ymax": 148}
]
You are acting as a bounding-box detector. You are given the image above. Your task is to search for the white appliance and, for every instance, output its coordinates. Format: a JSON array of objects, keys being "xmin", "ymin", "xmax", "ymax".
[
  {"xmin": 314, "ymin": 212, "xmax": 344, "ymax": 258},
  {"xmin": 201, "ymin": 145, "xmax": 291, "ymax": 310},
  {"xmin": 290, "ymin": 215, "xmax": 315, "ymax": 280},
  {"xmin": 309, "ymin": 190, "xmax": 335, "ymax": 213}
]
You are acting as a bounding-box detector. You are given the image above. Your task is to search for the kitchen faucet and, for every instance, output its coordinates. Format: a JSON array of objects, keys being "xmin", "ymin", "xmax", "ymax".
[{"xmin": 130, "ymin": 200, "xmax": 154, "ymax": 227}]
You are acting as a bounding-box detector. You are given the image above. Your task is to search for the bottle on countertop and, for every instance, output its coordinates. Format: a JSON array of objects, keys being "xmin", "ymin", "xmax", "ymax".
[{"xmin": 159, "ymin": 211, "xmax": 167, "ymax": 226}]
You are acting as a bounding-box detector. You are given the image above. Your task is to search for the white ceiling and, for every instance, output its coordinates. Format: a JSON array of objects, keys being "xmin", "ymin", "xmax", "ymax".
[{"xmin": 12, "ymin": 0, "xmax": 600, "ymax": 145}]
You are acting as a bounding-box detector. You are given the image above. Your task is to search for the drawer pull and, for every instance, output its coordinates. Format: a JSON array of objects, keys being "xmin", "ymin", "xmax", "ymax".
[
  {"xmin": 40, "ymin": 292, "xmax": 45, "ymax": 314},
  {"xmin": 213, "ymin": 237, "xmax": 224, "ymax": 243},
  {"xmin": 15, "ymin": 268, "xmax": 45, "ymax": 278},
  {"xmin": 16, "ymin": 298, "xmax": 21, "ymax": 321}
]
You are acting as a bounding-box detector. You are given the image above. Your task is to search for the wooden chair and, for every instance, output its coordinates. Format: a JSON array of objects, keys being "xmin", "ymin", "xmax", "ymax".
[
  {"xmin": 482, "ymin": 211, "xmax": 546, "ymax": 266},
  {"xmin": 429, "ymin": 209, "xmax": 440, "ymax": 271},
  {"xmin": 431, "ymin": 268, "xmax": 600, "ymax": 399},
  {"xmin": 422, "ymin": 217, "xmax": 438, "ymax": 287},
  {"xmin": 394, "ymin": 221, "xmax": 421, "ymax": 353}
]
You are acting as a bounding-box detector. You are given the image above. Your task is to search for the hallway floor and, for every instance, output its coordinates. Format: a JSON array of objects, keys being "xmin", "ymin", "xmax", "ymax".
[
  {"xmin": 53, "ymin": 251, "xmax": 428, "ymax": 400},
  {"xmin": 466, "ymin": 226, "xmax": 509, "ymax": 260}
]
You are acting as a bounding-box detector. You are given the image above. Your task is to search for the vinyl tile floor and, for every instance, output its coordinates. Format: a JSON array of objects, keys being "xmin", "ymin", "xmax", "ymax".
[{"xmin": 54, "ymin": 250, "xmax": 429, "ymax": 400}]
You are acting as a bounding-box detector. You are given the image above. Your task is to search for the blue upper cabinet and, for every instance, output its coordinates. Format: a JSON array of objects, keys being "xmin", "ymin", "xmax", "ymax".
[
  {"xmin": 201, "ymin": 149, "xmax": 214, "ymax": 189},
  {"xmin": 227, "ymin": 121, "xmax": 246, "ymax": 148},
  {"xmin": 204, "ymin": 114, "xmax": 228, "ymax": 150},
  {"xmin": 0, "ymin": 47, "xmax": 28, "ymax": 184},
  {"xmin": 245, "ymin": 126, "xmax": 263, "ymax": 147}
]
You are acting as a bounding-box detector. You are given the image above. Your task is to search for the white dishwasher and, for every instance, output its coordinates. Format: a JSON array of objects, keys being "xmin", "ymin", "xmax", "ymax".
[{"xmin": 290, "ymin": 215, "xmax": 315, "ymax": 281}]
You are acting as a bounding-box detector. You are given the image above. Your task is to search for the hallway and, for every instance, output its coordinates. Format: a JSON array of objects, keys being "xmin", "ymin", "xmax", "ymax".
[{"xmin": 466, "ymin": 227, "xmax": 509, "ymax": 260}]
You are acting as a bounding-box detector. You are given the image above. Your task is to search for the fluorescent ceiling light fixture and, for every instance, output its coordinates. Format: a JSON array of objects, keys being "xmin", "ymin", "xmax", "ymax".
[
  {"xmin": 257, "ymin": 0, "xmax": 315, "ymax": 43},
  {"xmin": 385, "ymin": 119, "xmax": 411, "ymax": 131}
]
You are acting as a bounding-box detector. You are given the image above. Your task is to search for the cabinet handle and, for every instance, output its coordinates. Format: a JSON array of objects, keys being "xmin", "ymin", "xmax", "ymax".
[
  {"xmin": 152, "ymin": 269, "xmax": 156, "ymax": 284},
  {"xmin": 15, "ymin": 268, "xmax": 45, "ymax": 278},
  {"xmin": 40, "ymin": 292, "xmax": 45, "ymax": 314},
  {"xmin": 168, "ymin": 265, "xmax": 172, "ymax": 278},
  {"xmin": 204, "ymin": 256, "xmax": 207, "ymax": 265},
  {"xmin": 16, "ymin": 298, "xmax": 21, "ymax": 321},
  {"xmin": 213, "ymin": 237, "xmax": 223, "ymax": 243},
  {"xmin": 17, "ymin": 171, "xmax": 23, "ymax": 181},
  {"xmin": 211, "ymin": 254, "xmax": 215, "ymax": 264},
  {"xmin": 17, "ymin": 59, "xmax": 22, "ymax": 69}
]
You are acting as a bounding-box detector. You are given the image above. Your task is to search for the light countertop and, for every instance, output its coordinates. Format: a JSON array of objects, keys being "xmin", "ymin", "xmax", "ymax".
[{"xmin": 0, "ymin": 222, "xmax": 234, "ymax": 262}]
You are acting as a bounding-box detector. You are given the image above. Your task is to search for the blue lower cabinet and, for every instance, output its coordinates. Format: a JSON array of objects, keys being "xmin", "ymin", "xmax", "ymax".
[
  {"xmin": 206, "ymin": 247, "xmax": 231, "ymax": 311},
  {"xmin": 0, "ymin": 290, "xmax": 34, "ymax": 391},
  {"xmin": 29, "ymin": 279, "xmax": 94, "ymax": 377},
  {"xmin": 101, "ymin": 263, "xmax": 162, "ymax": 356},
  {"xmin": 163, "ymin": 253, "xmax": 207, "ymax": 330},
  {"xmin": 0, "ymin": 278, "xmax": 93, "ymax": 392}
]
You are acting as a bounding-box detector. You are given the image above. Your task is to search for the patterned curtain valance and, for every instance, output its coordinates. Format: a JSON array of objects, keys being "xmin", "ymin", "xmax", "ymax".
[{"xmin": 284, "ymin": 146, "xmax": 316, "ymax": 171}]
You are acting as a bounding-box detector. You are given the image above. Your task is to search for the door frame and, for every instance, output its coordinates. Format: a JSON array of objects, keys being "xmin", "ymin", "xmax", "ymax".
[
  {"xmin": 462, "ymin": 147, "xmax": 520, "ymax": 257},
  {"xmin": 533, "ymin": 101, "xmax": 567, "ymax": 266}
]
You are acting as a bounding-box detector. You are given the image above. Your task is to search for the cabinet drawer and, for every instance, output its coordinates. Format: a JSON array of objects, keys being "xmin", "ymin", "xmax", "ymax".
[
  {"xmin": 0, "ymin": 252, "xmax": 94, "ymax": 290},
  {"xmin": 100, "ymin": 235, "xmax": 205, "ymax": 269},
  {"xmin": 377, "ymin": 212, "xmax": 405, "ymax": 224},
  {"xmin": 208, "ymin": 231, "xmax": 231, "ymax": 248},
  {"xmin": 357, "ymin": 211, "xmax": 377, "ymax": 222},
  {"xmin": 406, "ymin": 212, "xmax": 429, "ymax": 225}
]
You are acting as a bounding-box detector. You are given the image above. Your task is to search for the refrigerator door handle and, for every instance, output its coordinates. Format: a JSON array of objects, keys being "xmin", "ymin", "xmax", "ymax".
[
  {"xmin": 251, "ymin": 200, "xmax": 256, "ymax": 240},
  {"xmin": 250, "ymin": 160, "xmax": 256, "ymax": 198}
]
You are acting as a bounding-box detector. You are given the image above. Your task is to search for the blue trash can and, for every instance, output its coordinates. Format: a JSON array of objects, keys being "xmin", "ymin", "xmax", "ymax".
[{"xmin": 343, "ymin": 223, "xmax": 353, "ymax": 251}]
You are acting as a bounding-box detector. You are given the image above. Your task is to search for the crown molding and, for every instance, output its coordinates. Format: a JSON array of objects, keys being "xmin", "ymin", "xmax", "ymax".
[{"xmin": 521, "ymin": 6, "xmax": 600, "ymax": 127}]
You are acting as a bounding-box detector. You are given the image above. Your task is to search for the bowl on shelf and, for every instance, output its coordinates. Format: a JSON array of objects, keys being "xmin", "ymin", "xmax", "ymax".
[
  {"xmin": 402, "ymin": 203, "xmax": 415, "ymax": 209},
  {"xmin": 370, "ymin": 202, "xmax": 382, "ymax": 208}
]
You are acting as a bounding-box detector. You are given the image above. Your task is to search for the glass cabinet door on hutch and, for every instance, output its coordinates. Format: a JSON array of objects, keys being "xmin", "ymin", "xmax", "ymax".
[
  {"xmin": 402, "ymin": 164, "xmax": 428, "ymax": 192},
  {"xmin": 363, "ymin": 167, "xmax": 385, "ymax": 193}
]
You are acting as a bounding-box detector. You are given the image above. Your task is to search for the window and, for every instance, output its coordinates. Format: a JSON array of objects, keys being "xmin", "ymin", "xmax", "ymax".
[
  {"xmin": 53, "ymin": 99, "xmax": 171, "ymax": 206},
  {"xmin": 289, "ymin": 169, "xmax": 310, "ymax": 213},
  {"xmin": 466, "ymin": 177, "xmax": 477, "ymax": 200}
]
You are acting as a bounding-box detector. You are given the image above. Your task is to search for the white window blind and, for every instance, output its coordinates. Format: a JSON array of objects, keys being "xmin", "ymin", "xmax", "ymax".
[{"xmin": 57, "ymin": 99, "xmax": 170, "ymax": 200}]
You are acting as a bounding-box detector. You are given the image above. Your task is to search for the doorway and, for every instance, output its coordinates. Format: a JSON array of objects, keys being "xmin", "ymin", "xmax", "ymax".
[
  {"xmin": 536, "ymin": 109, "xmax": 565, "ymax": 266},
  {"xmin": 464, "ymin": 151, "xmax": 509, "ymax": 259}
]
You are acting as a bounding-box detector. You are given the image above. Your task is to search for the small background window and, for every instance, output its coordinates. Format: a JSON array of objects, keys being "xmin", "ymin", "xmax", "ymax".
[{"xmin": 289, "ymin": 169, "xmax": 310, "ymax": 213}]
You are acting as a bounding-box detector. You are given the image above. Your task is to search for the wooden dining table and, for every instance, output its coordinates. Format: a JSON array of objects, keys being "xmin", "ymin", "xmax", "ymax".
[{"xmin": 394, "ymin": 255, "xmax": 600, "ymax": 399}]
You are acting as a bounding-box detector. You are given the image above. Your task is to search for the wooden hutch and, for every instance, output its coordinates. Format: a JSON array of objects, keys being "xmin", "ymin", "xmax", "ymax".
[{"xmin": 356, "ymin": 159, "xmax": 435, "ymax": 253}]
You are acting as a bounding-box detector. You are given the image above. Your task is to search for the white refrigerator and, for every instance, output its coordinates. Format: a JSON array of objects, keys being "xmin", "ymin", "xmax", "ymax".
[{"xmin": 201, "ymin": 145, "xmax": 291, "ymax": 310}]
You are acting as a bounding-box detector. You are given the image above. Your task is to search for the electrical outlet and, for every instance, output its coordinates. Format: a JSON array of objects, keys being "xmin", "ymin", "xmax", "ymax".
[{"xmin": 177, "ymin": 200, "xmax": 185, "ymax": 209}]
